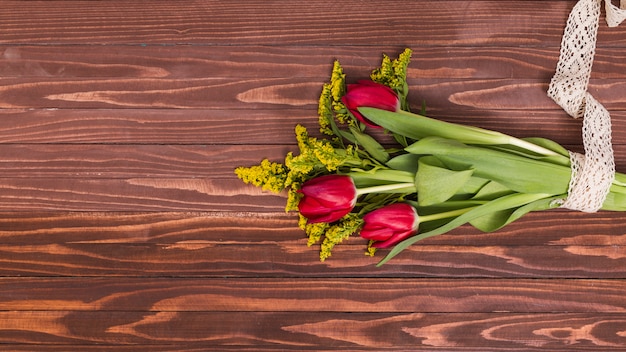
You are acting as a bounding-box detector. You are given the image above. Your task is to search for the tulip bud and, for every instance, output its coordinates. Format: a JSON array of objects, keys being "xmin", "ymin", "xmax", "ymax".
[
  {"xmin": 341, "ymin": 80, "xmax": 400, "ymax": 127},
  {"xmin": 360, "ymin": 203, "xmax": 419, "ymax": 248},
  {"xmin": 298, "ymin": 175, "xmax": 357, "ymax": 223}
]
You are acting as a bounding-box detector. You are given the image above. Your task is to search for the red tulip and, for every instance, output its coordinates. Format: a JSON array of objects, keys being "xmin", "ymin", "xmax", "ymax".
[
  {"xmin": 298, "ymin": 175, "xmax": 357, "ymax": 223},
  {"xmin": 341, "ymin": 80, "xmax": 400, "ymax": 127},
  {"xmin": 360, "ymin": 203, "xmax": 419, "ymax": 248}
]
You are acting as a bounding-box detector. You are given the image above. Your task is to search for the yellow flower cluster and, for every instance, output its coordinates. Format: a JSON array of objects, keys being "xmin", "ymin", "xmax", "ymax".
[
  {"xmin": 234, "ymin": 159, "xmax": 288, "ymax": 194},
  {"xmin": 318, "ymin": 84, "xmax": 334, "ymax": 135},
  {"xmin": 285, "ymin": 125, "xmax": 358, "ymax": 185},
  {"xmin": 370, "ymin": 48, "xmax": 412, "ymax": 100},
  {"xmin": 365, "ymin": 240, "xmax": 377, "ymax": 257},
  {"xmin": 301, "ymin": 215, "xmax": 329, "ymax": 247},
  {"xmin": 330, "ymin": 61, "xmax": 346, "ymax": 102},
  {"xmin": 318, "ymin": 61, "xmax": 352, "ymax": 135},
  {"xmin": 300, "ymin": 199, "xmax": 365, "ymax": 263},
  {"xmin": 318, "ymin": 214, "xmax": 363, "ymax": 262},
  {"xmin": 285, "ymin": 188, "xmax": 302, "ymax": 212}
]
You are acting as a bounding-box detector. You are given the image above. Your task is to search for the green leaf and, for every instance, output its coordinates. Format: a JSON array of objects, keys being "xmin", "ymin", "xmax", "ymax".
[
  {"xmin": 358, "ymin": 108, "xmax": 563, "ymax": 157},
  {"xmin": 415, "ymin": 200, "xmax": 487, "ymax": 215},
  {"xmin": 472, "ymin": 181, "xmax": 513, "ymax": 200},
  {"xmin": 391, "ymin": 132, "xmax": 409, "ymax": 148},
  {"xmin": 376, "ymin": 192, "xmax": 552, "ymax": 266},
  {"xmin": 336, "ymin": 127, "xmax": 357, "ymax": 145},
  {"xmin": 406, "ymin": 137, "xmax": 571, "ymax": 195},
  {"xmin": 487, "ymin": 143, "xmax": 570, "ymax": 167},
  {"xmin": 416, "ymin": 156, "xmax": 474, "ymax": 206},
  {"xmin": 468, "ymin": 208, "xmax": 516, "ymax": 232},
  {"xmin": 469, "ymin": 196, "xmax": 560, "ymax": 232},
  {"xmin": 386, "ymin": 154, "xmax": 420, "ymax": 173},
  {"xmin": 601, "ymin": 190, "xmax": 626, "ymax": 211},
  {"xmin": 457, "ymin": 177, "xmax": 490, "ymax": 198},
  {"xmin": 349, "ymin": 126, "xmax": 389, "ymax": 163},
  {"xmin": 358, "ymin": 108, "xmax": 509, "ymax": 145}
]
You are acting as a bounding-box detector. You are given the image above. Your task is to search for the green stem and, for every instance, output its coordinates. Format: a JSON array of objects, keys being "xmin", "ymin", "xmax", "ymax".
[
  {"xmin": 506, "ymin": 137, "xmax": 560, "ymax": 157},
  {"xmin": 349, "ymin": 169, "xmax": 415, "ymax": 183},
  {"xmin": 355, "ymin": 182, "xmax": 416, "ymax": 195},
  {"xmin": 419, "ymin": 207, "xmax": 478, "ymax": 223}
]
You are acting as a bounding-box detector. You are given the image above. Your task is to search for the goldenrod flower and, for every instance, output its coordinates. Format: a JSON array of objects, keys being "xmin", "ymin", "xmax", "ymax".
[
  {"xmin": 319, "ymin": 214, "xmax": 363, "ymax": 261},
  {"xmin": 234, "ymin": 159, "xmax": 288, "ymax": 193}
]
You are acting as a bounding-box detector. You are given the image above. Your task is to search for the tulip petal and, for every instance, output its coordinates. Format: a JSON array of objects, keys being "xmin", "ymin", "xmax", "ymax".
[
  {"xmin": 360, "ymin": 203, "xmax": 419, "ymax": 247},
  {"xmin": 297, "ymin": 175, "xmax": 357, "ymax": 223},
  {"xmin": 341, "ymin": 80, "xmax": 399, "ymax": 128},
  {"xmin": 360, "ymin": 227, "xmax": 395, "ymax": 241},
  {"xmin": 371, "ymin": 230, "xmax": 415, "ymax": 248}
]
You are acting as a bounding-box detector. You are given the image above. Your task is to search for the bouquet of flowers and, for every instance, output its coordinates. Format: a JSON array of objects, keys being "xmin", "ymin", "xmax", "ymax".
[{"xmin": 235, "ymin": 48, "xmax": 626, "ymax": 266}]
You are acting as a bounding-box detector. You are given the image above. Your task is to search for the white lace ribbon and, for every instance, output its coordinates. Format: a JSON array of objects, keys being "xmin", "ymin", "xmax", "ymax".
[{"xmin": 548, "ymin": 0, "xmax": 626, "ymax": 212}]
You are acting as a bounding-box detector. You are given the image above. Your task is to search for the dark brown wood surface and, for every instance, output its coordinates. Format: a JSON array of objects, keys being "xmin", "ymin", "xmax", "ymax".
[{"xmin": 1, "ymin": 0, "xmax": 626, "ymax": 350}]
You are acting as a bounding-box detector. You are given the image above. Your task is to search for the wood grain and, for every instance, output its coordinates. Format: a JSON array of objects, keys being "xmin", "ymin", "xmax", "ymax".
[
  {"xmin": 1, "ymin": 77, "xmax": 625, "ymax": 111},
  {"xmin": 3, "ymin": 277, "xmax": 626, "ymax": 312},
  {"xmin": 1, "ymin": 1, "xmax": 625, "ymax": 47},
  {"xmin": 3, "ymin": 45, "xmax": 626, "ymax": 80},
  {"xmin": 2, "ymin": 243, "xmax": 626, "ymax": 278},
  {"xmin": 0, "ymin": 311, "xmax": 625, "ymax": 349},
  {"xmin": 0, "ymin": 210, "xmax": 623, "ymax": 246},
  {"xmin": 0, "ymin": 211, "xmax": 622, "ymax": 278},
  {"xmin": 0, "ymin": 278, "xmax": 625, "ymax": 348},
  {"xmin": 3, "ymin": 144, "xmax": 626, "ymax": 180},
  {"xmin": 2, "ymin": 0, "xmax": 626, "ymax": 350},
  {"xmin": 2, "ymin": 109, "xmax": 626, "ymax": 146}
]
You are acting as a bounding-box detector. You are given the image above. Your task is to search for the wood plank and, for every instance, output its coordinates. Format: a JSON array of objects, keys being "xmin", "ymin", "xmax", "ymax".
[
  {"xmin": 0, "ymin": 211, "xmax": 623, "ymax": 247},
  {"xmin": 0, "ymin": 238, "xmax": 624, "ymax": 278},
  {"xmin": 0, "ymin": 144, "xmax": 284, "ymax": 178},
  {"xmin": 0, "ymin": 278, "xmax": 625, "ymax": 313},
  {"xmin": 1, "ymin": 77, "xmax": 625, "ymax": 111},
  {"xmin": 0, "ymin": 311, "xmax": 624, "ymax": 349},
  {"xmin": 0, "ymin": 109, "xmax": 319, "ymax": 144},
  {"xmin": 2, "ymin": 45, "xmax": 626, "ymax": 80},
  {"xmin": 3, "ymin": 144, "xmax": 626, "ymax": 179},
  {"xmin": 0, "ymin": 178, "xmax": 285, "ymax": 212},
  {"xmin": 2, "ymin": 1, "xmax": 625, "ymax": 47},
  {"xmin": 1, "ymin": 108, "xmax": 626, "ymax": 146},
  {"xmin": 0, "ymin": 208, "xmax": 622, "ymax": 277}
]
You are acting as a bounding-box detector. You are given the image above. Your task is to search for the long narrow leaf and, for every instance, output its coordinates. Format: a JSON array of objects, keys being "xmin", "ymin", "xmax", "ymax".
[
  {"xmin": 376, "ymin": 192, "xmax": 553, "ymax": 266},
  {"xmin": 406, "ymin": 137, "xmax": 571, "ymax": 195},
  {"xmin": 470, "ymin": 196, "xmax": 560, "ymax": 232},
  {"xmin": 359, "ymin": 108, "xmax": 561, "ymax": 157},
  {"xmin": 359, "ymin": 108, "xmax": 505, "ymax": 145},
  {"xmin": 349, "ymin": 126, "xmax": 390, "ymax": 163}
]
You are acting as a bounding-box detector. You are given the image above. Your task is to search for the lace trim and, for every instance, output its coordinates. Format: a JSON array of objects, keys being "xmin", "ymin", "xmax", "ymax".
[{"xmin": 548, "ymin": 0, "xmax": 626, "ymax": 212}]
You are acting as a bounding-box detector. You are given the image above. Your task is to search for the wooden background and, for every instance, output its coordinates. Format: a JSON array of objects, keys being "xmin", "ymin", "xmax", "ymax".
[{"xmin": 1, "ymin": 0, "xmax": 626, "ymax": 350}]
